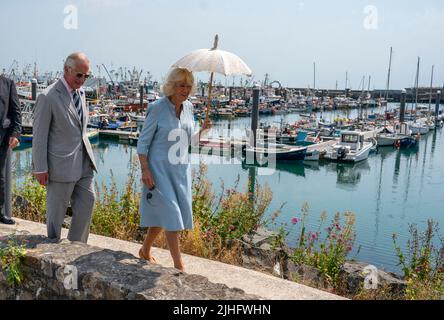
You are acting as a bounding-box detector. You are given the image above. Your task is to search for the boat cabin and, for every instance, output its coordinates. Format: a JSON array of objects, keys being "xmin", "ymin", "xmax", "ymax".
[
  {"xmin": 339, "ymin": 131, "xmax": 365, "ymax": 151},
  {"xmin": 395, "ymin": 123, "xmax": 410, "ymax": 135}
]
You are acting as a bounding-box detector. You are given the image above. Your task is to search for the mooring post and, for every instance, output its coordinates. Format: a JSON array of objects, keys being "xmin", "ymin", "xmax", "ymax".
[
  {"xmin": 31, "ymin": 78, "xmax": 37, "ymax": 100},
  {"xmin": 435, "ymin": 90, "xmax": 441, "ymax": 123},
  {"xmin": 251, "ymin": 85, "xmax": 260, "ymax": 148},
  {"xmin": 399, "ymin": 89, "xmax": 406, "ymax": 123}
]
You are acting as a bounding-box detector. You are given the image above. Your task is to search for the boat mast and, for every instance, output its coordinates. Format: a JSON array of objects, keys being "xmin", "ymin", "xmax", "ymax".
[
  {"xmin": 360, "ymin": 75, "xmax": 365, "ymax": 98},
  {"xmin": 428, "ymin": 65, "xmax": 434, "ymax": 113},
  {"xmin": 414, "ymin": 56, "xmax": 420, "ymax": 112},
  {"xmin": 384, "ymin": 46, "xmax": 392, "ymax": 113},
  {"xmin": 313, "ymin": 62, "xmax": 316, "ymax": 91}
]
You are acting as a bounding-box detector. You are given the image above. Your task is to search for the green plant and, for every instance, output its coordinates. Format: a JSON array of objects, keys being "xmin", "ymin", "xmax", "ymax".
[
  {"xmin": 191, "ymin": 164, "xmax": 272, "ymax": 256},
  {"xmin": 287, "ymin": 203, "xmax": 356, "ymax": 287},
  {"xmin": 0, "ymin": 236, "xmax": 27, "ymax": 286},
  {"xmin": 393, "ymin": 220, "xmax": 444, "ymax": 299},
  {"xmin": 270, "ymin": 226, "xmax": 289, "ymax": 251},
  {"xmin": 91, "ymin": 159, "xmax": 142, "ymax": 240},
  {"xmin": 13, "ymin": 175, "xmax": 47, "ymax": 222}
]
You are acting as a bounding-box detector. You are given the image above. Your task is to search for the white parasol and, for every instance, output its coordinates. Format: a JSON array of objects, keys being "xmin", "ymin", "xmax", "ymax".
[{"xmin": 172, "ymin": 35, "xmax": 252, "ymax": 121}]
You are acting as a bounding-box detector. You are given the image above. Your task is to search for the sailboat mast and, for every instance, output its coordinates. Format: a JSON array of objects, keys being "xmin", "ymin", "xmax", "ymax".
[
  {"xmin": 414, "ymin": 56, "xmax": 420, "ymax": 111},
  {"xmin": 361, "ymin": 75, "xmax": 365, "ymax": 96},
  {"xmin": 385, "ymin": 47, "xmax": 393, "ymax": 112},
  {"xmin": 313, "ymin": 62, "xmax": 316, "ymax": 90},
  {"xmin": 428, "ymin": 65, "xmax": 434, "ymax": 112}
]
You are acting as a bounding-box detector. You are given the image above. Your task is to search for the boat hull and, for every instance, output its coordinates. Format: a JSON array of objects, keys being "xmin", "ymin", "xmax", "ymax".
[
  {"xmin": 325, "ymin": 143, "xmax": 373, "ymax": 162},
  {"xmin": 245, "ymin": 146, "xmax": 307, "ymax": 161}
]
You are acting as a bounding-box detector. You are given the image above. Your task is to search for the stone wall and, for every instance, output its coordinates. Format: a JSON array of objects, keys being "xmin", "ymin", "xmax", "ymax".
[{"xmin": 0, "ymin": 227, "xmax": 261, "ymax": 300}]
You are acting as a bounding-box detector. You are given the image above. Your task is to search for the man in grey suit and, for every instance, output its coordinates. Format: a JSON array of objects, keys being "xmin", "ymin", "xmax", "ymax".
[
  {"xmin": 32, "ymin": 52, "xmax": 97, "ymax": 243},
  {"xmin": 0, "ymin": 76, "xmax": 21, "ymax": 224}
]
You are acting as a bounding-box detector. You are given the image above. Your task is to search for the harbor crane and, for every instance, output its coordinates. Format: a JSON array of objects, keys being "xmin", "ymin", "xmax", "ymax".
[
  {"xmin": 243, "ymin": 75, "xmax": 255, "ymax": 88},
  {"xmin": 101, "ymin": 64, "xmax": 115, "ymax": 85},
  {"xmin": 7, "ymin": 60, "xmax": 19, "ymax": 77}
]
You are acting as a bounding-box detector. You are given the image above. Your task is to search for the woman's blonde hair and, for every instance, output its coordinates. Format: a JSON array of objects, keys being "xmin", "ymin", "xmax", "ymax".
[{"xmin": 161, "ymin": 67, "xmax": 195, "ymax": 97}]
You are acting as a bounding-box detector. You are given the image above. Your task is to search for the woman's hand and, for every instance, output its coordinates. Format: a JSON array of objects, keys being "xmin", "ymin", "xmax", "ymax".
[
  {"xmin": 198, "ymin": 118, "xmax": 212, "ymax": 141},
  {"xmin": 202, "ymin": 118, "xmax": 212, "ymax": 131},
  {"xmin": 141, "ymin": 168, "xmax": 156, "ymax": 189}
]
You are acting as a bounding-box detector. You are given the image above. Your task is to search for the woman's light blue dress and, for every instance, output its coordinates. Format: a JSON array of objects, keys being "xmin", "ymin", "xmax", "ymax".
[{"xmin": 137, "ymin": 96, "xmax": 196, "ymax": 231}]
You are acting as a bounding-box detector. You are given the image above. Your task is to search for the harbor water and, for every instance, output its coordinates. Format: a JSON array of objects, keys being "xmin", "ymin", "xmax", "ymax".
[{"xmin": 12, "ymin": 103, "xmax": 444, "ymax": 273}]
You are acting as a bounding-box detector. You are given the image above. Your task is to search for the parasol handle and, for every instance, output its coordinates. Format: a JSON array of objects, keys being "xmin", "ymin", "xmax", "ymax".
[{"xmin": 205, "ymin": 72, "xmax": 214, "ymax": 124}]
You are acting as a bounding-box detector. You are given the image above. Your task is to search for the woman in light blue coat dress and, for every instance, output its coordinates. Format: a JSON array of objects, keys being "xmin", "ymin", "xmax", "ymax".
[{"xmin": 137, "ymin": 67, "xmax": 211, "ymax": 272}]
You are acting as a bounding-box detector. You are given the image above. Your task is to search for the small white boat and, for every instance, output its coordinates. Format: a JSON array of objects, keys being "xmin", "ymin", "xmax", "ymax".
[
  {"xmin": 324, "ymin": 131, "xmax": 373, "ymax": 162},
  {"xmin": 409, "ymin": 120, "xmax": 430, "ymax": 135}
]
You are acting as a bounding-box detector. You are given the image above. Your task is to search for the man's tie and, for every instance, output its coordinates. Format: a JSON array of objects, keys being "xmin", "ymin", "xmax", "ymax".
[{"xmin": 72, "ymin": 90, "xmax": 83, "ymax": 125}]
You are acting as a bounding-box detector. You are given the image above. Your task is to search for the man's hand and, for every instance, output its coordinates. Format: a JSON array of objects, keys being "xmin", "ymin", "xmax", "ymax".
[
  {"xmin": 9, "ymin": 137, "xmax": 19, "ymax": 149},
  {"xmin": 33, "ymin": 172, "xmax": 49, "ymax": 186}
]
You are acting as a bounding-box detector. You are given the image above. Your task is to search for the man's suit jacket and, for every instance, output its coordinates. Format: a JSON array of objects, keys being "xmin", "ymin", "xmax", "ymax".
[
  {"xmin": 32, "ymin": 79, "xmax": 97, "ymax": 182},
  {"xmin": 0, "ymin": 76, "xmax": 22, "ymax": 143}
]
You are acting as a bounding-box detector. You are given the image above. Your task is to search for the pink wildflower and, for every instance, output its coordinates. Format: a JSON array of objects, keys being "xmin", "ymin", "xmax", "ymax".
[{"xmin": 291, "ymin": 218, "xmax": 299, "ymax": 225}]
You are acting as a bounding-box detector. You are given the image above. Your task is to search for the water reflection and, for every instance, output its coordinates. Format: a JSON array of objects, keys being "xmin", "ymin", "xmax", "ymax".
[
  {"xmin": 322, "ymin": 160, "xmax": 370, "ymax": 189},
  {"xmin": 241, "ymin": 157, "xmax": 372, "ymax": 188}
]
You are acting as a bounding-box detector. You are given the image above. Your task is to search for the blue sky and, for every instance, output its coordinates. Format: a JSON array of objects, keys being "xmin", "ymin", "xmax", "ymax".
[{"xmin": 1, "ymin": 0, "xmax": 443, "ymax": 89}]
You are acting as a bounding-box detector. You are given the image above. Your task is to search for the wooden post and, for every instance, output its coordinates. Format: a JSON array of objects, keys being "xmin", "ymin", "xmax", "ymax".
[
  {"xmin": 139, "ymin": 83, "xmax": 144, "ymax": 111},
  {"xmin": 399, "ymin": 89, "xmax": 406, "ymax": 123},
  {"xmin": 251, "ymin": 86, "xmax": 260, "ymax": 148}
]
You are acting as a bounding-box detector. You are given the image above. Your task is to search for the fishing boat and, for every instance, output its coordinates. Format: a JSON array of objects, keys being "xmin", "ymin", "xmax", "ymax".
[
  {"xmin": 245, "ymin": 143, "xmax": 307, "ymax": 161},
  {"xmin": 409, "ymin": 120, "xmax": 429, "ymax": 135},
  {"xmin": 129, "ymin": 113, "xmax": 146, "ymax": 125},
  {"xmin": 87, "ymin": 129, "xmax": 99, "ymax": 141},
  {"xmin": 304, "ymin": 149, "xmax": 320, "ymax": 161},
  {"xmin": 128, "ymin": 132, "xmax": 139, "ymax": 146},
  {"xmin": 20, "ymin": 133, "xmax": 33, "ymax": 143},
  {"xmin": 376, "ymin": 127, "xmax": 405, "ymax": 147},
  {"xmin": 394, "ymin": 123, "xmax": 418, "ymax": 148},
  {"xmin": 324, "ymin": 131, "xmax": 373, "ymax": 162}
]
